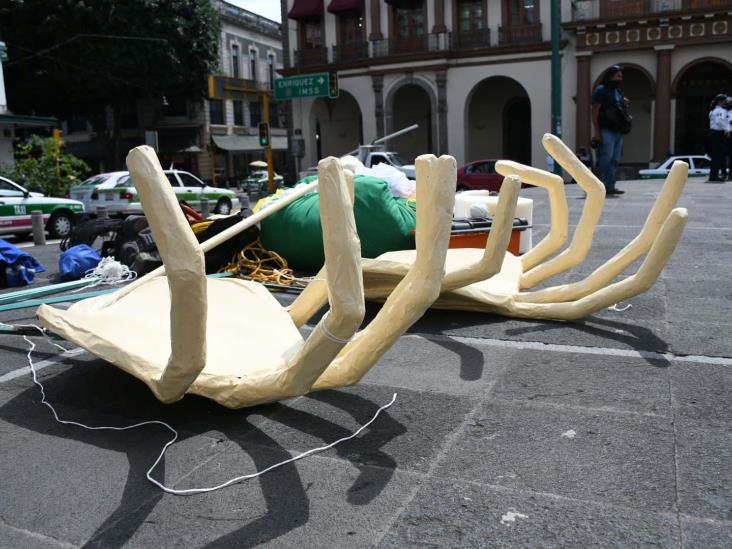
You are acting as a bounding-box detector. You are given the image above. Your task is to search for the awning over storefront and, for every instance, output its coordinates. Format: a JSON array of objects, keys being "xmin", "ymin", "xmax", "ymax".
[
  {"xmin": 0, "ymin": 114, "xmax": 57, "ymax": 127},
  {"xmin": 327, "ymin": 0, "xmax": 364, "ymax": 13},
  {"xmin": 288, "ymin": 0, "xmax": 324, "ymax": 19},
  {"xmin": 212, "ymin": 134, "xmax": 288, "ymax": 152}
]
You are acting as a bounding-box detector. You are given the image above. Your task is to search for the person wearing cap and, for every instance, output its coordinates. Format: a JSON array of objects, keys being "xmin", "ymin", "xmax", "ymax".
[
  {"xmin": 592, "ymin": 65, "xmax": 631, "ymax": 196},
  {"xmin": 708, "ymin": 93, "xmax": 729, "ymax": 182}
]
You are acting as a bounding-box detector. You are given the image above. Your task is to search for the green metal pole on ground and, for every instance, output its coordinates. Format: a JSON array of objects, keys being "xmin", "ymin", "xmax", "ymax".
[{"xmin": 551, "ymin": 0, "xmax": 563, "ymax": 178}]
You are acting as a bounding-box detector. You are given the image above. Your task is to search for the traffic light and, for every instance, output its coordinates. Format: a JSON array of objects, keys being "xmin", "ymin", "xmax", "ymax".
[
  {"xmin": 52, "ymin": 128, "xmax": 62, "ymax": 143},
  {"xmin": 328, "ymin": 72, "xmax": 339, "ymax": 99},
  {"xmin": 258, "ymin": 122, "xmax": 270, "ymax": 147}
]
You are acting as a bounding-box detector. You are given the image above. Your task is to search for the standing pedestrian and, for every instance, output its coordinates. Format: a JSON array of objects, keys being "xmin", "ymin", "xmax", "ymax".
[
  {"xmin": 725, "ymin": 96, "xmax": 732, "ymax": 181},
  {"xmin": 592, "ymin": 65, "xmax": 633, "ymax": 196},
  {"xmin": 708, "ymin": 93, "xmax": 729, "ymax": 182}
]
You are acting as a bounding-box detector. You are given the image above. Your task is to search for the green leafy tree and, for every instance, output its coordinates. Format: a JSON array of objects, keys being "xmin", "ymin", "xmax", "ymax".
[
  {"xmin": 1, "ymin": 0, "xmax": 221, "ymax": 168},
  {"xmin": 0, "ymin": 136, "xmax": 90, "ymax": 197}
]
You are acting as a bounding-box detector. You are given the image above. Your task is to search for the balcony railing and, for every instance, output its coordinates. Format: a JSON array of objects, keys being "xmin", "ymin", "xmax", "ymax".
[
  {"xmin": 449, "ymin": 28, "xmax": 491, "ymax": 50},
  {"xmin": 571, "ymin": 0, "xmax": 732, "ymax": 21},
  {"xmin": 293, "ymin": 47, "xmax": 328, "ymax": 67},
  {"xmin": 372, "ymin": 34, "xmax": 443, "ymax": 57},
  {"xmin": 332, "ymin": 42, "xmax": 369, "ymax": 63},
  {"xmin": 498, "ymin": 24, "xmax": 543, "ymax": 45}
]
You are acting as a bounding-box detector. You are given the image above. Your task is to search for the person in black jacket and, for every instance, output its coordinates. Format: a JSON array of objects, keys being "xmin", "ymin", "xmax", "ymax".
[{"xmin": 592, "ymin": 65, "xmax": 631, "ymax": 195}]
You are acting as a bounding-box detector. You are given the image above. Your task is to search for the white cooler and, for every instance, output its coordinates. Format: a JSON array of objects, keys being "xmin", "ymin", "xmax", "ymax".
[{"xmin": 454, "ymin": 190, "xmax": 533, "ymax": 253}]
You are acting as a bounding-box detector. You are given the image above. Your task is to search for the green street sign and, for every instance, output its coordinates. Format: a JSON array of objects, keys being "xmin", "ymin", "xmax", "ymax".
[
  {"xmin": 275, "ymin": 73, "xmax": 331, "ymax": 100},
  {"xmin": 0, "ymin": 42, "xmax": 8, "ymax": 63}
]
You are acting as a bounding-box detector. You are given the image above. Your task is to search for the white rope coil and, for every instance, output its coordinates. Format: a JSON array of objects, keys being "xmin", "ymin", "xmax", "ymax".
[{"xmin": 19, "ymin": 325, "xmax": 395, "ymax": 496}]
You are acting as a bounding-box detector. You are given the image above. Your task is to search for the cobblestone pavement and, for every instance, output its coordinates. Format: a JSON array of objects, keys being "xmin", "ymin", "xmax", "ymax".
[{"xmin": 0, "ymin": 177, "xmax": 730, "ymax": 547}]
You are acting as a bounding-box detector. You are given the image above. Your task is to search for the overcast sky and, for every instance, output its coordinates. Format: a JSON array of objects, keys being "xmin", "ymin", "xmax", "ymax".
[{"xmin": 226, "ymin": 0, "xmax": 282, "ymax": 23}]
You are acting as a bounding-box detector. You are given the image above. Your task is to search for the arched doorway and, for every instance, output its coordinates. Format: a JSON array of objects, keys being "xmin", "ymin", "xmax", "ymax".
[
  {"xmin": 466, "ymin": 76, "xmax": 531, "ymax": 164},
  {"xmin": 674, "ymin": 60, "xmax": 732, "ymax": 155},
  {"xmin": 390, "ymin": 84, "xmax": 433, "ymax": 162},
  {"xmin": 310, "ymin": 90, "xmax": 363, "ymax": 160}
]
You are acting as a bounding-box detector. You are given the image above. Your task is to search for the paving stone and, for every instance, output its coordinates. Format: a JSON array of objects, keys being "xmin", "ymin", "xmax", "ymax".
[
  {"xmin": 244, "ymin": 384, "xmax": 478, "ymax": 476},
  {"xmin": 492, "ymin": 351, "xmax": 671, "ymax": 415},
  {"xmin": 412, "ymin": 309, "xmax": 673, "ymax": 355},
  {"xmin": 379, "ymin": 478, "xmax": 679, "ymax": 548},
  {"xmin": 0, "ymin": 404, "xmax": 226, "ymax": 547},
  {"xmin": 681, "ymin": 518, "xmax": 732, "ymax": 549},
  {"xmin": 434, "ymin": 400, "xmax": 677, "ymax": 512},
  {"xmin": 0, "ymin": 523, "xmax": 72, "ymax": 549},
  {"xmin": 361, "ymin": 333, "xmax": 514, "ymax": 394},
  {"xmin": 93, "ymin": 447, "xmax": 419, "ymax": 548},
  {"xmin": 675, "ymin": 417, "xmax": 732, "ymax": 521},
  {"xmin": 671, "ymin": 361, "xmax": 732, "ymax": 426},
  {"xmin": 665, "ymin": 320, "xmax": 732, "ymax": 358}
]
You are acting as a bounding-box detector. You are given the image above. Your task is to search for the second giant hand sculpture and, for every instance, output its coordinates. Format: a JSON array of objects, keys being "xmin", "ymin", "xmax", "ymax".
[{"xmin": 290, "ymin": 134, "xmax": 688, "ymax": 322}]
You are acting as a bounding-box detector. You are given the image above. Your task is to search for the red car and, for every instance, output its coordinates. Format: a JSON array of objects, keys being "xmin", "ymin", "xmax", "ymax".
[{"xmin": 456, "ymin": 160, "xmax": 504, "ymax": 192}]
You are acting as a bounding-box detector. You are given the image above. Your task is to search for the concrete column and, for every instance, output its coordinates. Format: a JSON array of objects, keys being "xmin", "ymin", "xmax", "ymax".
[
  {"xmin": 575, "ymin": 51, "xmax": 592, "ymax": 152},
  {"xmin": 653, "ymin": 45, "xmax": 674, "ymax": 162},
  {"xmin": 369, "ymin": 0, "xmax": 383, "ymax": 40},
  {"xmin": 432, "ymin": 0, "xmax": 446, "ymax": 33},
  {"xmin": 372, "ymin": 74, "xmax": 385, "ymax": 138},
  {"xmin": 436, "ymin": 70, "xmax": 448, "ymax": 155},
  {"xmin": 31, "ymin": 211, "xmax": 46, "ymax": 246},
  {"xmin": 0, "ymin": 58, "xmax": 7, "ymax": 114}
]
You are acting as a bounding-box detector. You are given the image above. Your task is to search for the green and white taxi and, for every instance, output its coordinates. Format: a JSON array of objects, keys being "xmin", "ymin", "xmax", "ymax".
[
  {"xmin": 0, "ymin": 176, "xmax": 85, "ymax": 238},
  {"xmin": 93, "ymin": 170, "xmax": 239, "ymax": 215}
]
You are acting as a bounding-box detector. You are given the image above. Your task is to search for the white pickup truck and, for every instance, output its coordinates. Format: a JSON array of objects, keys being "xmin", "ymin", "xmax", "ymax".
[{"xmin": 360, "ymin": 151, "xmax": 416, "ymax": 180}]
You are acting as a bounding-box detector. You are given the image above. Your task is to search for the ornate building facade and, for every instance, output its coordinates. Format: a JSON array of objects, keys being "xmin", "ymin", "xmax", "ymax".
[{"xmin": 280, "ymin": 0, "xmax": 732, "ymax": 171}]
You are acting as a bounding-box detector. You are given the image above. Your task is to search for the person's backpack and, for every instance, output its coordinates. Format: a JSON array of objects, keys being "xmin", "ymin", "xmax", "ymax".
[{"xmin": 601, "ymin": 98, "xmax": 633, "ymax": 135}]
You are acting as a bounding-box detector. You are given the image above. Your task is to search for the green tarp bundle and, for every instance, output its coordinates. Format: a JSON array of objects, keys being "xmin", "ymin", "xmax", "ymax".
[{"xmin": 261, "ymin": 175, "xmax": 416, "ymax": 270}]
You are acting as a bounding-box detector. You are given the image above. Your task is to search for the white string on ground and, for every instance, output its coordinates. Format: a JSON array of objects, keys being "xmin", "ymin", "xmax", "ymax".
[
  {"xmin": 607, "ymin": 303, "xmax": 632, "ymax": 312},
  {"xmin": 20, "ymin": 324, "xmax": 396, "ymax": 496},
  {"xmin": 71, "ymin": 257, "xmax": 137, "ymax": 292}
]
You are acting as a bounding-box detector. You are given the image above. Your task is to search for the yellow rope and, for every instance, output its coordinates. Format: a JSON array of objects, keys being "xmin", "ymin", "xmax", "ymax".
[
  {"xmin": 191, "ymin": 220, "xmax": 213, "ymax": 235},
  {"xmin": 221, "ymin": 238, "xmax": 310, "ymax": 287}
]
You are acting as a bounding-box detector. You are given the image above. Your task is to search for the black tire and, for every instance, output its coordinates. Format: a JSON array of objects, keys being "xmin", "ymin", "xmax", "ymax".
[
  {"xmin": 214, "ymin": 197, "xmax": 232, "ymax": 215},
  {"xmin": 456, "ymin": 184, "xmax": 469, "ymax": 193},
  {"xmin": 47, "ymin": 210, "xmax": 74, "ymax": 239}
]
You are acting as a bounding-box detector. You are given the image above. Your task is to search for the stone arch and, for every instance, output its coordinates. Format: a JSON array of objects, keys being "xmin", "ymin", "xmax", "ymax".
[
  {"xmin": 464, "ymin": 76, "xmax": 531, "ymax": 164},
  {"xmin": 308, "ymin": 90, "xmax": 364, "ymax": 160},
  {"xmin": 672, "ymin": 58, "xmax": 732, "ymax": 155},
  {"xmin": 592, "ymin": 62, "xmax": 656, "ymax": 94},
  {"xmin": 384, "ymin": 76, "xmax": 438, "ymax": 161},
  {"xmin": 671, "ymin": 57, "xmax": 732, "ymax": 97}
]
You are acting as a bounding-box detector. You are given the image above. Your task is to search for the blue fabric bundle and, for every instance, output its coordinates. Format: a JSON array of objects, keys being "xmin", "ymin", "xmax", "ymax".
[
  {"xmin": 0, "ymin": 239, "xmax": 46, "ymax": 286},
  {"xmin": 59, "ymin": 245, "xmax": 102, "ymax": 280}
]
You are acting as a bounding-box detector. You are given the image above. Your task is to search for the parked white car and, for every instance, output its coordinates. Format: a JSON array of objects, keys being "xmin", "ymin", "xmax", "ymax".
[
  {"xmin": 240, "ymin": 170, "xmax": 284, "ymax": 193},
  {"xmin": 0, "ymin": 176, "xmax": 85, "ymax": 238},
  {"xmin": 639, "ymin": 155, "xmax": 711, "ymax": 179},
  {"xmin": 69, "ymin": 172, "xmax": 129, "ymax": 213},
  {"xmin": 93, "ymin": 169, "xmax": 239, "ymax": 215}
]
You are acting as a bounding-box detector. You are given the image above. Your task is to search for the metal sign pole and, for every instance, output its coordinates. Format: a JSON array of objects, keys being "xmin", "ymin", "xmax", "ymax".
[
  {"xmin": 551, "ymin": 0, "xmax": 563, "ymax": 177},
  {"xmin": 262, "ymin": 92, "xmax": 275, "ymax": 194}
]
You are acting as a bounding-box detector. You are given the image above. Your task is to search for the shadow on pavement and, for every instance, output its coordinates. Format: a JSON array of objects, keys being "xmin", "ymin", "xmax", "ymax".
[{"xmin": 0, "ymin": 353, "xmax": 404, "ymax": 547}]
